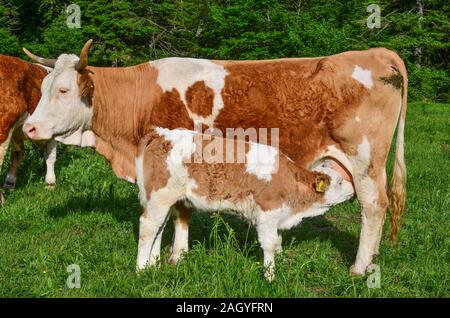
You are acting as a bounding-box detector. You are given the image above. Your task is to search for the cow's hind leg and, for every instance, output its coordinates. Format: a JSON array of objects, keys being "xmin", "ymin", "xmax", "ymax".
[
  {"xmin": 168, "ymin": 201, "xmax": 192, "ymax": 265},
  {"xmin": 350, "ymin": 161, "xmax": 388, "ymax": 276}
]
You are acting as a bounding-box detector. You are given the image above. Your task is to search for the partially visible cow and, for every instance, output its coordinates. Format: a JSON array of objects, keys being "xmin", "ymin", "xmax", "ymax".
[
  {"xmin": 135, "ymin": 128, "xmax": 355, "ymax": 280},
  {"xmin": 0, "ymin": 55, "xmax": 58, "ymax": 200},
  {"xmin": 23, "ymin": 40, "xmax": 408, "ymax": 276}
]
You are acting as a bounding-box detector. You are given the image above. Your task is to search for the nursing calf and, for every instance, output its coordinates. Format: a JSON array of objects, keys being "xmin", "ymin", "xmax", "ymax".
[{"xmin": 135, "ymin": 128, "xmax": 354, "ymax": 280}]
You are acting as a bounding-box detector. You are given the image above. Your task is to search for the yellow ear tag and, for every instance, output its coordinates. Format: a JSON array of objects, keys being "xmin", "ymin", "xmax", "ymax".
[{"xmin": 316, "ymin": 179, "xmax": 326, "ymax": 193}]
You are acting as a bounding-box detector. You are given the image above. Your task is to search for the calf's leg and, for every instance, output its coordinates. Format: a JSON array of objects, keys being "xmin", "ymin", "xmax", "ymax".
[
  {"xmin": 136, "ymin": 201, "xmax": 172, "ymax": 271},
  {"xmin": 275, "ymin": 232, "xmax": 283, "ymax": 254},
  {"xmin": 256, "ymin": 214, "xmax": 280, "ymax": 282},
  {"xmin": 168, "ymin": 202, "xmax": 192, "ymax": 265}
]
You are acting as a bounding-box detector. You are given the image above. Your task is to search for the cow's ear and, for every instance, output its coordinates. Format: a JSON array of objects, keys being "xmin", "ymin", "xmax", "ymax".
[{"xmin": 78, "ymin": 72, "xmax": 94, "ymax": 103}]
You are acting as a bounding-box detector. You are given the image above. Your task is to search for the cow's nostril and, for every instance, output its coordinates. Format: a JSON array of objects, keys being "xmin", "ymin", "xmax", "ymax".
[{"xmin": 23, "ymin": 124, "xmax": 37, "ymax": 138}]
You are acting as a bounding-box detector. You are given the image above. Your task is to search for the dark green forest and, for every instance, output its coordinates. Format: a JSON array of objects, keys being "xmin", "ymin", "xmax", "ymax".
[{"xmin": 1, "ymin": 0, "xmax": 448, "ymax": 101}]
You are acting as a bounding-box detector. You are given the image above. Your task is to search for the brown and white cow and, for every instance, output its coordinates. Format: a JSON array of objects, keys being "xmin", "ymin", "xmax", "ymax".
[
  {"xmin": 0, "ymin": 55, "xmax": 58, "ymax": 199},
  {"xmin": 135, "ymin": 128, "xmax": 355, "ymax": 280},
  {"xmin": 23, "ymin": 40, "xmax": 407, "ymax": 276}
]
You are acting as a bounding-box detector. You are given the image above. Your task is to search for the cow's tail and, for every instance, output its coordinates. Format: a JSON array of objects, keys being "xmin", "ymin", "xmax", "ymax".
[{"xmin": 388, "ymin": 58, "xmax": 408, "ymax": 244}]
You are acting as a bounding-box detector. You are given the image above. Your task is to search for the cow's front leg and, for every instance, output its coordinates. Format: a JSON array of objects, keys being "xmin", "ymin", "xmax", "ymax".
[
  {"xmin": 136, "ymin": 202, "xmax": 172, "ymax": 271},
  {"xmin": 0, "ymin": 131, "xmax": 13, "ymax": 203},
  {"xmin": 351, "ymin": 166, "xmax": 388, "ymax": 276},
  {"xmin": 44, "ymin": 139, "xmax": 57, "ymax": 188},
  {"xmin": 168, "ymin": 202, "xmax": 192, "ymax": 265},
  {"xmin": 3, "ymin": 137, "xmax": 24, "ymax": 189},
  {"xmin": 0, "ymin": 131, "xmax": 12, "ymax": 175}
]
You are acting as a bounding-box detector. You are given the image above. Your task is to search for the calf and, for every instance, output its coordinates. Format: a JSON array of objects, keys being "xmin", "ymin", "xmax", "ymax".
[{"xmin": 135, "ymin": 128, "xmax": 354, "ymax": 280}]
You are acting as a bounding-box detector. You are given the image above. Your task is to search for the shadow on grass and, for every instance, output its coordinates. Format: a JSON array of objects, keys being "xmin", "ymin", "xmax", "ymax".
[
  {"xmin": 46, "ymin": 189, "xmax": 358, "ymax": 266},
  {"xmin": 1, "ymin": 142, "xmax": 85, "ymax": 190}
]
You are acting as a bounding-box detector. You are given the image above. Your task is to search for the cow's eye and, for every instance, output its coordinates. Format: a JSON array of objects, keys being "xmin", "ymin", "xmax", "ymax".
[{"xmin": 59, "ymin": 88, "xmax": 69, "ymax": 94}]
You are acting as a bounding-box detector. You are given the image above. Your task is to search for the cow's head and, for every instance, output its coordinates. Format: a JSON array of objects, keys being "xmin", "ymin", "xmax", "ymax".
[{"xmin": 23, "ymin": 40, "xmax": 94, "ymax": 141}]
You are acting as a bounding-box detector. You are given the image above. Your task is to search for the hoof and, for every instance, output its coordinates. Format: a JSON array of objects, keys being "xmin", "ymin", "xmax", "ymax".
[
  {"xmin": 2, "ymin": 181, "xmax": 16, "ymax": 190},
  {"xmin": 168, "ymin": 250, "xmax": 187, "ymax": 265},
  {"xmin": 45, "ymin": 183, "xmax": 56, "ymax": 190},
  {"xmin": 350, "ymin": 265, "xmax": 366, "ymax": 276},
  {"xmin": 264, "ymin": 271, "xmax": 275, "ymax": 283},
  {"xmin": 168, "ymin": 255, "xmax": 181, "ymax": 266}
]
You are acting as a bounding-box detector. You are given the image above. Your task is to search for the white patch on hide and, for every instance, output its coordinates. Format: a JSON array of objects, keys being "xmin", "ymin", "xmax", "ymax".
[
  {"xmin": 150, "ymin": 58, "xmax": 228, "ymax": 127},
  {"xmin": 352, "ymin": 65, "xmax": 373, "ymax": 89},
  {"xmin": 245, "ymin": 142, "xmax": 278, "ymax": 181}
]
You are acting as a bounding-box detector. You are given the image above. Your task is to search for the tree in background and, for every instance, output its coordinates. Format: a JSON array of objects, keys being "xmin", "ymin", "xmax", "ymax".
[
  {"xmin": 0, "ymin": 0, "xmax": 448, "ymax": 101},
  {"xmin": 0, "ymin": 1, "xmax": 21, "ymax": 55}
]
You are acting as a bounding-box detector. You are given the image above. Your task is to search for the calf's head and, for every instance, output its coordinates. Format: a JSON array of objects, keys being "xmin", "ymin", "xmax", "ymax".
[
  {"xmin": 313, "ymin": 160, "xmax": 355, "ymax": 206},
  {"xmin": 23, "ymin": 40, "xmax": 94, "ymax": 141}
]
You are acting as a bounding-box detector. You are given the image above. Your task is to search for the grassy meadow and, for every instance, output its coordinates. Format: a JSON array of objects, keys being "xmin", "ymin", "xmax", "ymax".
[{"xmin": 0, "ymin": 102, "xmax": 448, "ymax": 297}]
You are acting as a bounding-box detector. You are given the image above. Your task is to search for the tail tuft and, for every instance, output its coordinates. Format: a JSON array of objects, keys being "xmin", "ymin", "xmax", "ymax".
[{"xmin": 388, "ymin": 58, "xmax": 408, "ymax": 244}]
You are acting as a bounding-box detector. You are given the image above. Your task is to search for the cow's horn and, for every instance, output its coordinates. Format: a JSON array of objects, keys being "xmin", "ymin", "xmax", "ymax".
[
  {"xmin": 76, "ymin": 39, "xmax": 93, "ymax": 71},
  {"xmin": 22, "ymin": 48, "xmax": 56, "ymax": 67}
]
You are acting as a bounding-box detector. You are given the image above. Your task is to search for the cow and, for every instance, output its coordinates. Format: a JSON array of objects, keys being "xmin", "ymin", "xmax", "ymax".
[
  {"xmin": 135, "ymin": 127, "xmax": 355, "ymax": 280},
  {"xmin": 22, "ymin": 39, "xmax": 407, "ymax": 276},
  {"xmin": 0, "ymin": 54, "xmax": 58, "ymax": 202}
]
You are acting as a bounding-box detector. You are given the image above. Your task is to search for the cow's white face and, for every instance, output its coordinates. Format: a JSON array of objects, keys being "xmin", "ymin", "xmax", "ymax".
[{"xmin": 23, "ymin": 54, "xmax": 93, "ymax": 141}]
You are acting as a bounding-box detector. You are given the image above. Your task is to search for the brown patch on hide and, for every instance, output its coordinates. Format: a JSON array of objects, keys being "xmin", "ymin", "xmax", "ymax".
[
  {"xmin": 0, "ymin": 55, "xmax": 46, "ymax": 143},
  {"xmin": 95, "ymin": 136, "xmax": 137, "ymax": 181},
  {"xmin": 185, "ymin": 81, "xmax": 214, "ymax": 118},
  {"xmin": 77, "ymin": 70, "xmax": 94, "ymax": 105},
  {"xmin": 380, "ymin": 71, "xmax": 403, "ymax": 91},
  {"xmin": 152, "ymin": 89, "xmax": 194, "ymax": 130},
  {"xmin": 173, "ymin": 201, "xmax": 192, "ymax": 230},
  {"xmin": 137, "ymin": 130, "xmax": 172, "ymax": 196}
]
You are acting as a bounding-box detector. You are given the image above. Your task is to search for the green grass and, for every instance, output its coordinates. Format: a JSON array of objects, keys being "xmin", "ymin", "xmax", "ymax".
[{"xmin": 0, "ymin": 102, "xmax": 448, "ymax": 297}]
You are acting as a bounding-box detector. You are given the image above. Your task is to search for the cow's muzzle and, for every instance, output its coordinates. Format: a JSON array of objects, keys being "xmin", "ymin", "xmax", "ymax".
[{"xmin": 23, "ymin": 123, "xmax": 37, "ymax": 139}]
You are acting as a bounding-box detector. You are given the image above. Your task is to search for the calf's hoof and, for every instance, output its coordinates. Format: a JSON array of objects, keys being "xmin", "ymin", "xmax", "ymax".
[
  {"xmin": 350, "ymin": 264, "xmax": 367, "ymax": 276},
  {"xmin": 264, "ymin": 272, "xmax": 275, "ymax": 283},
  {"xmin": 168, "ymin": 256, "xmax": 179, "ymax": 265},
  {"xmin": 45, "ymin": 183, "xmax": 56, "ymax": 190},
  {"xmin": 168, "ymin": 251, "xmax": 186, "ymax": 265},
  {"xmin": 264, "ymin": 268, "xmax": 275, "ymax": 282}
]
